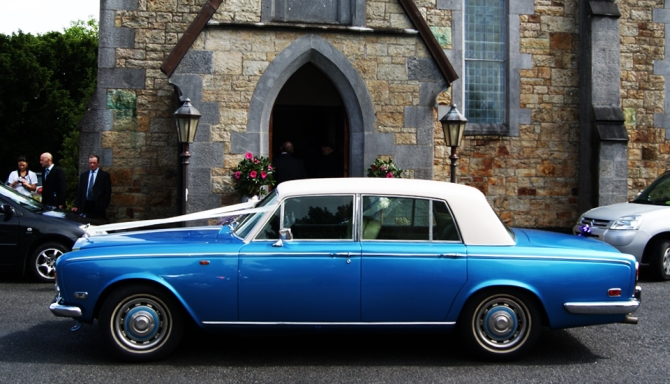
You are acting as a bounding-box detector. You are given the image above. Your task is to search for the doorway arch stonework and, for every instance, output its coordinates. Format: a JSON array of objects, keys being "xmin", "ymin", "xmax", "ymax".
[{"xmin": 231, "ymin": 34, "xmax": 388, "ymax": 177}]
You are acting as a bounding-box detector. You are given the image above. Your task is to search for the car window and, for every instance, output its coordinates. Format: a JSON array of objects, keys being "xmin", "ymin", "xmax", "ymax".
[
  {"xmin": 361, "ymin": 196, "xmax": 461, "ymax": 242},
  {"xmin": 361, "ymin": 196, "xmax": 431, "ymax": 240},
  {"xmin": 260, "ymin": 195, "xmax": 354, "ymax": 240},
  {"xmin": 634, "ymin": 171, "xmax": 670, "ymax": 205},
  {"xmin": 433, "ymin": 200, "xmax": 461, "ymax": 241},
  {"xmin": 0, "ymin": 184, "xmax": 43, "ymax": 212},
  {"xmin": 233, "ymin": 191, "xmax": 278, "ymax": 239}
]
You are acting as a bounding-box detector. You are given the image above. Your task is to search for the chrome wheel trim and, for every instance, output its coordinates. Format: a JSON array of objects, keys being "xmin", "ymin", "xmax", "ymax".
[
  {"xmin": 34, "ymin": 247, "xmax": 63, "ymax": 280},
  {"xmin": 111, "ymin": 295, "xmax": 172, "ymax": 352},
  {"xmin": 663, "ymin": 246, "xmax": 670, "ymax": 277},
  {"xmin": 472, "ymin": 295, "xmax": 530, "ymax": 352}
]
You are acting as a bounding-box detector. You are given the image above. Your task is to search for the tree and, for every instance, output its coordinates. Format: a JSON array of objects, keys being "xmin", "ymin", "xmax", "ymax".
[{"xmin": 0, "ymin": 19, "xmax": 98, "ymax": 206}]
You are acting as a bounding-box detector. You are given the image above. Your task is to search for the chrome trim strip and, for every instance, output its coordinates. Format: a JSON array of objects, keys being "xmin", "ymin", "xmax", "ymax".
[
  {"xmin": 66, "ymin": 253, "xmax": 239, "ymax": 261},
  {"xmin": 361, "ymin": 253, "xmax": 466, "ymax": 258},
  {"xmin": 49, "ymin": 302, "xmax": 82, "ymax": 318},
  {"xmin": 202, "ymin": 321, "xmax": 456, "ymax": 326},
  {"xmin": 468, "ymin": 253, "xmax": 633, "ymax": 265},
  {"xmin": 563, "ymin": 300, "xmax": 640, "ymax": 315}
]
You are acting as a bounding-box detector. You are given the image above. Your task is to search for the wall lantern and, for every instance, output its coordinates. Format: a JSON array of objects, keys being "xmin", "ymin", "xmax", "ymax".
[
  {"xmin": 173, "ymin": 98, "xmax": 201, "ymax": 216},
  {"xmin": 439, "ymin": 104, "xmax": 467, "ymax": 183}
]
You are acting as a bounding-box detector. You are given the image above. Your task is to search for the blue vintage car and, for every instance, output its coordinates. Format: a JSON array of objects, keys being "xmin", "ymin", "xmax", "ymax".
[{"xmin": 50, "ymin": 178, "xmax": 640, "ymax": 362}]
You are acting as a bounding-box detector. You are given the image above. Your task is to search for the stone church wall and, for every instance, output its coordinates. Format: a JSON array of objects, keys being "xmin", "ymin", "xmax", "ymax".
[{"xmin": 90, "ymin": 0, "xmax": 670, "ymax": 230}]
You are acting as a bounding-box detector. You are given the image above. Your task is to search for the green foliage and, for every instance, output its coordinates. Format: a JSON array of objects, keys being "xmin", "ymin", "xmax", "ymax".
[
  {"xmin": 367, "ymin": 158, "xmax": 403, "ymax": 178},
  {"xmin": 0, "ymin": 19, "xmax": 98, "ymax": 206},
  {"xmin": 232, "ymin": 152, "xmax": 276, "ymax": 197}
]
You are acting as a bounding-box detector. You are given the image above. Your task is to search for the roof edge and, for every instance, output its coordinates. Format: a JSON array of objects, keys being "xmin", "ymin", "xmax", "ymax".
[
  {"xmin": 397, "ymin": 0, "xmax": 458, "ymax": 85},
  {"xmin": 161, "ymin": 0, "xmax": 223, "ymax": 77},
  {"xmin": 161, "ymin": 0, "xmax": 458, "ymax": 85}
]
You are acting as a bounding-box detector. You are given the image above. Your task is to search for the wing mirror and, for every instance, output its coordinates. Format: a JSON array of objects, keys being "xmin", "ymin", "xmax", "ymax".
[
  {"xmin": 1, "ymin": 204, "xmax": 15, "ymax": 217},
  {"xmin": 272, "ymin": 228, "xmax": 293, "ymax": 247}
]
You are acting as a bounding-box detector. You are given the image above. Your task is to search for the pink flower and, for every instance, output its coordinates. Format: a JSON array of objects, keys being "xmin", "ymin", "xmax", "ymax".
[
  {"xmin": 234, "ymin": 171, "xmax": 241, "ymax": 179},
  {"xmin": 254, "ymin": 158, "xmax": 259, "ymax": 164},
  {"xmin": 249, "ymin": 170, "xmax": 257, "ymax": 178},
  {"xmin": 261, "ymin": 171, "xmax": 267, "ymax": 179},
  {"xmin": 386, "ymin": 173, "xmax": 394, "ymax": 178},
  {"xmin": 268, "ymin": 165, "xmax": 273, "ymax": 171},
  {"xmin": 245, "ymin": 152, "xmax": 253, "ymax": 160}
]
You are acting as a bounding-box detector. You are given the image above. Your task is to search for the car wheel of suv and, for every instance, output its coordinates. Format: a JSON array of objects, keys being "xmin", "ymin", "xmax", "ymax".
[
  {"xmin": 458, "ymin": 289, "xmax": 541, "ymax": 361},
  {"xmin": 650, "ymin": 240, "xmax": 670, "ymax": 281},
  {"xmin": 29, "ymin": 242, "xmax": 67, "ymax": 283},
  {"xmin": 100, "ymin": 284, "xmax": 184, "ymax": 362}
]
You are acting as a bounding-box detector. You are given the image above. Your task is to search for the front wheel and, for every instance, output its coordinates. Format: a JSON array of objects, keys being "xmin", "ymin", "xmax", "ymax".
[
  {"xmin": 100, "ymin": 285, "xmax": 184, "ymax": 362},
  {"xmin": 649, "ymin": 240, "xmax": 670, "ymax": 281},
  {"xmin": 29, "ymin": 242, "xmax": 67, "ymax": 283},
  {"xmin": 459, "ymin": 289, "xmax": 541, "ymax": 361}
]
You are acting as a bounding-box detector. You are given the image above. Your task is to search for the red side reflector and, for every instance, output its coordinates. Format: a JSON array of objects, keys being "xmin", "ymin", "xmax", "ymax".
[
  {"xmin": 608, "ymin": 288, "xmax": 622, "ymax": 297},
  {"xmin": 199, "ymin": 260, "xmax": 210, "ymax": 265}
]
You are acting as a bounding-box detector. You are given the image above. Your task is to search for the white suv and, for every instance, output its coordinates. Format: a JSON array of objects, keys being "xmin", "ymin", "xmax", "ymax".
[{"xmin": 574, "ymin": 170, "xmax": 670, "ymax": 280}]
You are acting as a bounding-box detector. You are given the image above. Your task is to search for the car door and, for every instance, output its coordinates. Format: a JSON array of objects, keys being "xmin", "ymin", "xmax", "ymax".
[
  {"xmin": 0, "ymin": 198, "xmax": 22, "ymax": 266},
  {"xmin": 360, "ymin": 196, "xmax": 467, "ymax": 322},
  {"xmin": 238, "ymin": 195, "xmax": 361, "ymax": 322}
]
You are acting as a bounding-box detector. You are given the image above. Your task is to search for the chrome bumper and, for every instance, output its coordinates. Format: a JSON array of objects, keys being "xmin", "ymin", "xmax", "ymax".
[
  {"xmin": 50, "ymin": 294, "xmax": 82, "ymax": 318},
  {"xmin": 563, "ymin": 286, "xmax": 642, "ymax": 316}
]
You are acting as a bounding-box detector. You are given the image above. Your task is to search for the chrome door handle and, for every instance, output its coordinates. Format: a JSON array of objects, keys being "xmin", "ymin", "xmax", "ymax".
[
  {"xmin": 440, "ymin": 253, "xmax": 461, "ymax": 258},
  {"xmin": 330, "ymin": 252, "xmax": 351, "ymax": 257}
]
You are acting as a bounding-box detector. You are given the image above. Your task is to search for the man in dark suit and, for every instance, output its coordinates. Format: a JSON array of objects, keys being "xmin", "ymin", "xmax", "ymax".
[
  {"xmin": 39, "ymin": 152, "xmax": 67, "ymax": 209},
  {"xmin": 72, "ymin": 154, "xmax": 112, "ymax": 220},
  {"xmin": 272, "ymin": 141, "xmax": 307, "ymax": 184}
]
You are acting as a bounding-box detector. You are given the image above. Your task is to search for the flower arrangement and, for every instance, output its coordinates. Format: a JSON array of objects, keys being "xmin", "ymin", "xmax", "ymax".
[
  {"xmin": 367, "ymin": 158, "xmax": 403, "ymax": 178},
  {"xmin": 232, "ymin": 152, "xmax": 276, "ymax": 197}
]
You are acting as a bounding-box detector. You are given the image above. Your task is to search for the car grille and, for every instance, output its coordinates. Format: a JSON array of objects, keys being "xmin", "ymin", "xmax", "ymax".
[{"xmin": 578, "ymin": 217, "xmax": 611, "ymax": 228}]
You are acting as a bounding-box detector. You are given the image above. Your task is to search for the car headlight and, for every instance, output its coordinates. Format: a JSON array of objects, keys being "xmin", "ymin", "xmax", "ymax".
[{"xmin": 609, "ymin": 215, "xmax": 642, "ymax": 230}]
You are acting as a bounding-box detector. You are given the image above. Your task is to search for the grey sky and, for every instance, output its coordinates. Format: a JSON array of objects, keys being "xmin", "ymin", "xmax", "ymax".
[{"xmin": 1, "ymin": 1, "xmax": 99, "ymax": 35}]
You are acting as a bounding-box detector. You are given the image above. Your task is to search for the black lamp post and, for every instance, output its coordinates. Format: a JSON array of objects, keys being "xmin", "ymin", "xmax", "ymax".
[
  {"xmin": 439, "ymin": 104, "xmax": 467, "ymax": 183},
  {"xmin": 173, "ymin": 98, "xmax": 201, "ymax": 216}
]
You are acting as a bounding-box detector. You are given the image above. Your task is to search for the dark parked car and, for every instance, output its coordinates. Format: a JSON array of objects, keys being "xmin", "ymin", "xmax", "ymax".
[{"xmin": 0, "ymin": 183, "xmax": 88, "ymax": 282}]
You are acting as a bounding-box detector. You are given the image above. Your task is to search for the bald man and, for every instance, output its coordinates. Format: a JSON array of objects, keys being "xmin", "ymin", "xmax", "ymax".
[{"xmin": 39, "ymin": 152, "xmax": 67, "ymax": 209}]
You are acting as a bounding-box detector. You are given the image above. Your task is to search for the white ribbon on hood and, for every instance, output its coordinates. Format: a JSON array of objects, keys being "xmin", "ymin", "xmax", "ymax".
[{"xmin": 84, "ymin": 197, "xmax": 271, "ymax": 236}]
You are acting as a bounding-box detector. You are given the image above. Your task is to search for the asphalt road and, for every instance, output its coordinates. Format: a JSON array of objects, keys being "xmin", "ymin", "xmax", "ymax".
[{"xmin": 0, "ymin": 270, "xmax": 668, "ymax": 384}]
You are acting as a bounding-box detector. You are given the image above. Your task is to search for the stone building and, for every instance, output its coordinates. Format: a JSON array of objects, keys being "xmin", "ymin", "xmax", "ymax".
[{"xmin": 81, "ymin": 0, "xmax": 670, "ymax": 230}]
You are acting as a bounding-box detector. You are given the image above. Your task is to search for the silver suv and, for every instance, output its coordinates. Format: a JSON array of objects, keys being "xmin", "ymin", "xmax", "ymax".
[{"xmin": 574, "ymin": 170, "xmax": 670, "ymax": 280}]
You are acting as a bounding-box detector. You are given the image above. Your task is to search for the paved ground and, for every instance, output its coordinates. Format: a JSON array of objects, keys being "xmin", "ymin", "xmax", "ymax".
[{"xmin": 0, "ymin": 269, "xmax": 667, "ymax": 383}]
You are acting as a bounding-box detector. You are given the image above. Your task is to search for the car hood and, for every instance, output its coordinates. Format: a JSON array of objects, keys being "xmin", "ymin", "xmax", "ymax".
[
  {"xmin": 73, "ymin": 225, "xmax": 238, "ymax": 251},
  {"xmin": 581, "ymin": 202, "xmax": 667, "ymax": 220},
  {"xmin": 513, "ymin": 228, "xmax": 621, "ymax": 253}
]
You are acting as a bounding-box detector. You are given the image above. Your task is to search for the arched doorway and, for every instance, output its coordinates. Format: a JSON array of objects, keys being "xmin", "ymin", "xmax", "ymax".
[{"xmin": 270, "ymin": 63, "xmax": 349, "ymax": 177}]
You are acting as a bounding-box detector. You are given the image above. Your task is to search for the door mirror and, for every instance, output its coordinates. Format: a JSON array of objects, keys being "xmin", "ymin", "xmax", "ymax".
[
  {"xmin": 1, "ymin": 204, "xmax": 15, "ymax": 217},
  {"xmin": 279, "ymin": 228, "xmax": 293, "ymax": 241},
  {"xmin": 272, "ymin": 228, "xmax": 293, "ymax": 247}
]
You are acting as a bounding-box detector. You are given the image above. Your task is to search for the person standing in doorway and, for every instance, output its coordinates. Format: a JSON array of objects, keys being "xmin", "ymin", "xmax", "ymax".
[
  {"xmin": 72, "ymin": 154, "xmax": 112, "ymax": 220},
  {"xmin": 39, "ymin": 152, "xmax": 66, "ymax": 209},
  {"xmin": 6, "ymin": 155, "xmax": 38, "ymax": 196},
  {"xmin": 317, "ymin": 142, "xmax": 342, "ymax": 178},
  {"xmin": 272, "ymin": 141, "xmax": 307, "ymax": 184}
]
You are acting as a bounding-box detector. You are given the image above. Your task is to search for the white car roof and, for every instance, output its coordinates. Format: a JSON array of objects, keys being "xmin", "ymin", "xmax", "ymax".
[{"xmin": 275, "ymin": 178, "xmax": 515, "ymax": 246}]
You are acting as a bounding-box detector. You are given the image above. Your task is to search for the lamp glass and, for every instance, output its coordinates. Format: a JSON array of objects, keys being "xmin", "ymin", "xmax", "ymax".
[
  {"xmin": 440, "ymin": 104, "xmax": 467, "ymax": 147},
  {"xmin": 173, "ymin": 99, "xmax": 201, "ymax": 144}
]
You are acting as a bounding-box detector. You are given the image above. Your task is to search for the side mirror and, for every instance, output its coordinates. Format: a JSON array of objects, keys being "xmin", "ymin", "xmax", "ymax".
[
  {"xmin": 279, "ymin": 228, "xmax": 293, "ymax": 241},
  {"xmin": 272, "ymin": 228, "xmax": 293, "ymax": 247},
  {"xmin": 1, "ymin": 204, "xmax": 15, "ymax": 217}
]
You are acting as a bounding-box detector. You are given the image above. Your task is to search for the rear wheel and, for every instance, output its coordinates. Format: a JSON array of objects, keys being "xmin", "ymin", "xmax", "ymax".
[
  {"xmin": 29, "ymin": 242, "xmax": 67, "ymax": 283},
  {"xmin": 649, "ymin": 240, "xmax": 670, "ymax": 281},
  {"xmin": 459, "ymin": 289, "xmax": 541, "ymax": 361},
  {"xmin": 100, "ymin": 284, "xmax": 183, "ymax": 362}
]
